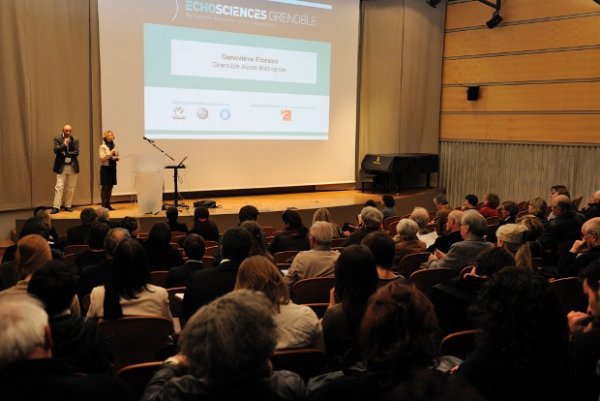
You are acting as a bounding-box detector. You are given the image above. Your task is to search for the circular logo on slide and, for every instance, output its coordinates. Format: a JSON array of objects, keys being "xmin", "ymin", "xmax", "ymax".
[
  {"xmin": 219, "ymin": 109, "xmax": 231, "ymax": 120},
  {"xmin": 197, "ymin": 107, "xmax": 209, "ymax": 119}
]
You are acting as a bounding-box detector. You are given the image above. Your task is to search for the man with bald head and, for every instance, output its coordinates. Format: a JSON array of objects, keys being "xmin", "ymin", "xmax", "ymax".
[
  {"xmin": 51, "ymin": 124, "xmax": 80, "ymax": 214},
  {"xmin": 582, "ymin": 190, "xmax": 600, "ymax": 221},
  {"xmin": 538, "ymin": 194, "xmax": 585, "ymax": 252},
  {"xmin": 558, "ymin": 217, "xmax": 600, "ymax": 277}
]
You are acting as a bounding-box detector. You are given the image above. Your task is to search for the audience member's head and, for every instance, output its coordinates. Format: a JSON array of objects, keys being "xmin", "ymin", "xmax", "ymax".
[
  {"xmin": 0, "ymin": 297, "xmax": 50, "ymax": 370},
  {"xmin": 433, "ymin": 194, "xmax": 449, "ymax": 209},
  {"xmin": 86, "ymin": 222, "xmax": 110, "ymax": 250},
  {"xmin": 103, "ymin": 227, "xmax": 131, "ymax": 256},
  {"xmin": 551, "ymin": 194, "xmax": 572, "ymax": 217},
  {"xmin": 109, "ymin": 238, "xmax": 150, "ymax": 300},
  {"xmin": 240, "ymin": 221, "xmax": 270, "ymax": 258},
  {"xmin": 365, "ymin": 199, "xmax": 377, "ymax": 208},
  {"xmin": 236, "ymin": 255, "xmax": 289, "ymax": 312},
  {"xmin": 180, "ymin": 290, "xmax": 277, "ymax": 384},
  {"xmin": 550, "ymin": 185, "xmax": 569, "ymax": 200},
  {"xmin": 516, "ymin": 215, "xmax": 545, "ymax": 242},
  {"xmin": 446, "ymin": 210, "xmax": 463, "ymax": 233},
  {"xmin": 16, "ymin": 234, "xmax": 52, "ymax": 280},
  {"xmin": 166, "ymin": 206, "xmax": 179, "ymax": 222},
  {"xmin": 28, "ymin": 260, "xmax": 78, "ymax": 316},
  {"xmin": 309, "ymin": 221, "xmax": 334, "ymax": 248},
  {"xmin": 483, "ymin": 193, "xmax": 500, "ymax": 209},
  {"xmin": 581, "ymin": 217, "xmax": 600, "ymax": 249},
  {"xmin": 96, "ymin": 207, "xmax": 110, "ymax": 221},
  {"xmin": 382, "ymin": 195, "xmax": 395, "ymax": 209},
  {"xmin": 221, "ymin": 227, "xmax": 253, "ymax": 264},
  {"xmin": 395, "ymin": 219, "xmax": 419, "ymax": 242},
  {"xmin": 360, "ymin": 282, "xmax": 439, "ymax": 376},
  {"xmin": 582, "ymin": 260, "xmax": 600, "ymax": 318},
  {"xmin": 120, "ymin": 216, "xmax": 140, "ymax": 237},
  {"xmin": 18, "ymin": 217, "xmax": 50, "ymax": 240},
  {"xmin": 409, "ymin": 207, "xmax": 430, "ymax": 231},
  {"xmin": 463, "ymin": 194, "xmax": 479, "ymax": 209},
  {"xmin": 79, "ymin": 207, "xmax": 97, "ymax": 227},
  {"xmin": 500, "ymin": 200, "xmax": 518, "ymax": 220},
  {"xmin": 147, "ymin": 222, "xmax": 172, "ymax": 248},
  {"xmin": 589, "ymin": 190, "xmax": 600, "ymax": 205},
  {"xmin": 334, "ymin": 245, "xmax": 379, "ymax": 333},
  {"xmin": 183, "ymin": 233, "xmax": 206, "ymax": 260},
  {"xmin": 496, "ymin": 224, "xmax": 532, "ymax": 267},
  {"xmin": 238, "ymin": 205, "xmax": 259, "ymax": 223},
  {"xmin": 527, "ymin": 197, "xmax": 548, "ymax": 218},
  {"xmin": 473, "ymin": 247, "xmax": 514, "ymax": 277},
  {"xmin": 194, "ymin": 206, "xmax": 210, "ymax": 222},
  {"xmin": 281, "ymin": 209, "xmax": 306, "ymax": 232},
  {"xmin": 34, "ymin": 209, "xmax": 53, "ymax": 231},
  {"xmin": 460, "ymin": 210, "xmax": 487, "ymax": 239},
  {"xmin": 312, "ymin": 207, "xmax": 334, "ymax": 225},
  {"xmin": 362, "ymin": 231, "xmax": 395, "ymax": 271},
  {"xmin": 360, "ymin": 206, "xmax": 384, "ymax": 230}
]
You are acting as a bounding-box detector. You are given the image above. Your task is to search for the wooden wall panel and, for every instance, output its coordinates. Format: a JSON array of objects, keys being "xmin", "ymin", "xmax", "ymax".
[
  {"xmin": 445, "ymin": 16, "xmax": 600, "ymax": 58},
  {"xmin": 443, "ymin": 49, "xmax": 600, "ymax": 85},
  {"xmin": 440, "ymin": 114, "xmax": 600, "ymax": 144},
  {"xmin": 441, "ymin": 82, "xmax": 600, "ymax": 112},
  {"xmin": 447, "ymin": 0, "xmax": 599, "ymax": 30}
]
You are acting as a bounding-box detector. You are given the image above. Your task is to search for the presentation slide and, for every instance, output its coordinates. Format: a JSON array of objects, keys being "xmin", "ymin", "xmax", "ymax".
[{"xmin": 98, "ymin": 0, "xmax": 360, "ymax": 195}]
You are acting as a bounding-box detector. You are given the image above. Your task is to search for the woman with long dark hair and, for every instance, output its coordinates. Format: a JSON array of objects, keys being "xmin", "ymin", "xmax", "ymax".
[
  {"xmin": 269, "ymin": 209, "xmax": 310, "ymax": 254},
  {"xmin": 98, "ymin": 130, "xmax": 119, "ymax": 210}
]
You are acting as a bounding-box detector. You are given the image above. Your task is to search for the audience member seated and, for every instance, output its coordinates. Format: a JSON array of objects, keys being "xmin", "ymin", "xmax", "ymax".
[
  {"xmin": 567, "ymin": 260, "xmax": 600, "ymax": 401},
  {"xmin": 322, "ymin": 245, "xmax": 378, "ymax": 369},
  {"xmin": 143, "ymin": 290, "xmax": 305, "ymax": 401},
  {"xmin": 182, "ymin": 227, "xmax": 252, "ymax": 323},
  {"xmin": 34, "ymin": 208, "xmax": 60, "ymax": 249},
  {"xmin": 558, "ymin": 217, "xmax": 600, "ymax": 278},
  {"xmin": 189, "ymin": 206, "xmax": 220, "ymax": 242},
  {"xmin": 499, "ymin": 200, "xmax": 518, "ymax": 224},
  {"xmin": 410, "ymin": 207, "xmax": 438, "ymax": 248},
  {"xmin": 432, "ymin": 194, "xmax": 453, "ymax": 235},
  {"xmin": 236, "ymin": 255, "xmax": 324, "ymax": 350},
  {"xmin": 0, "ymin": 298, "xmax": 132, "ymax": 401},
  {"xmin": 548, "ymin": 185, "xmax": 570, "ymax": 220},
  {"xmin": 86, "ymin": 238, "xmax": 172, "ymax": 321},
  {"xmin": 284, "ymin": 221, "xmax": 340, "ymax": 287},
  {"xmin": 96, "ymin": 206, "xmax": 119, "ymax": 229},
  {"xmin": 165, "ymin": 233, "xmax": 206, "ymax": 288},
  {"xmin": 582, "ymin": 190, "xmax": 600, "ymax": 220},
  {"xmin": 429, "ymin": 247, "xmax": 514, "ymax": 334},
  {"xmin": 427, "ymin": 210, "xmax": 464, "ymax": 254},
  {"xmin": 527, "ymin": 197, "xmax": 548, "ymax": 222},
  {"xmin": 238, "ymin": 204, "xmax": 259, "ymax": 224},
  {"xmin": 28, "ymin": 260, "xmax": 111, "ymax": 374},
  {"xmin": 269, "ymin": 209, "xmax": 310, "ymax": 254},
  {"xmin": 496, "ymin": 224, "xmax": 533, "ymax": 268},
  {"xmin": 120, "ymin": 216, "xmax": 141, "ymax": 239},
  {"xmin": 1, "ymin": 217, "xmax": 53, "ymax": 264},
  {"xmin": 0, "ymin": 234, "xmax": 52, "ymax": 299},
  {"xmin": 478, "ymin": 193, "xmax": 500, "ymax": 219},
  {"xmin": 310, "ymin": 282, "xmax": 440, "ymax": 401},
  {"xmin": 393, "ymin": 218, "xmax": 427, "ymax": 264},
  {"xmin": 66, "ymin": 207, "xmax": 97, "ymax": 246},
  {"xmin": 365, "ymin": 199, "xmax": 377, "ymax": 208},
  {"xmin": 362, "ymin": 231, "xmax": 406, "ymax": 288},
  {"xmin": 165, "ymin": 206, "xmax": 188, "ymax": 233},
  {"xmin": 343, "ymin": 206, "xmax": 384, "ymax": 247},
  {"xmin": 77, "ymin": 227, "xmax": 130, "ymax": 299},
  {"xmin": 381, "ymin": 194, "xmax": 398, "ymax": 220},
  {"xmin": 427, "ymin": 211, "xmax": 494, "ymax": 273},
  {"xmin": 240, "ymin": 220, "xmax": 274, "ymax": 262},
  {"xmin": 462, "ymin": 194, "xmax": 478, "ymax": 211},
  {"xmin": 143, "ymin": 222, "xmax": 184, "ymax": 271},
  {"xmin": 74, "ymin": 222, "xmax": 109, "ymax": 274},
  {"xmin": 312, "ymin": 207, "xmax": 342, "ymax": 238},
  {"xmin": 454, "ymin": 267, "xmax": 571, "ymax": 401},
  {"xmin": 537, "ymin": 194, "xmax": 585, "ymax": 252}
]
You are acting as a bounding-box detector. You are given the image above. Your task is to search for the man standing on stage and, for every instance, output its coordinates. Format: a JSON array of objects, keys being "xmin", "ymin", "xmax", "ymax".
[{"xmin": 51, "ymin": 124, "xmax": 80, "ymax": 214}]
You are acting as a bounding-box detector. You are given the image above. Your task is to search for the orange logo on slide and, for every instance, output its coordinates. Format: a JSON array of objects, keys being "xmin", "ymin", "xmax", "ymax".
[{"xmin": 281, "ymin": 109, "xmax": 292, "ymax": 121}]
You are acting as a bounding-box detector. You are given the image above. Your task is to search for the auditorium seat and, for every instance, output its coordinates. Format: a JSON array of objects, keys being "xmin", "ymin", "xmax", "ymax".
[
  {"xmin": 330, "ymin": 237, "xmax": 347, "ymax": 248},
  {"xmin": 440, "ymin": 329, "xmax": 479, "ymax": 360},
  {"xmin": 549, "ymin": 277, "xmax": 587, "ymax": 315},
  {"xmin": 117, "ymin": 362, "xmax": 162, "ymax": 400},
  {"xmin": 63, "ymin": 244, "xmax": 89, "ymax": 256},
  {"xmin": 167, "ymin": 287, "xmax": 185, "ymax": 318},
  {"xmin": 150, "ymin": 271, "xmax": 168, "ymax": 288},
  {"xmin": 262, "ymin": 226, "xmax": 277, "ymax": 237},
  {"xmin": 409, "ymin": 267, "xmax": 454, "ymax": 293},
  {"xmin": 270, "ymin": 348, "xmax": 327, "ymax": 382},
  {"xmin": 290, "ymin": 277, "xmax": 335, "ymax": 304},
  {"xmin": 273, "ymin": 250, "xmax": 300, "ymax": 264},
  {"xmin": 204, "ymin": 246, "xmax": 219, "ymax": 257},
  {"xmin": 394, "ymin": 252, "xmax": 431, "ymax": 277}
]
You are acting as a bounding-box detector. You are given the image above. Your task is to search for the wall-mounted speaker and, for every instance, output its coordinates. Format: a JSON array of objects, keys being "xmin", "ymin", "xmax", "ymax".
[{"xmin": 467, "ymin": 86, "xmax": 480, "ymax": 101}]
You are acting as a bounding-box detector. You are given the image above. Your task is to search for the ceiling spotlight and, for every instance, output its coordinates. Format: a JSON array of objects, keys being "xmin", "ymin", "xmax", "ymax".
[
  {"xmin": 486, "ymin": 12, "xmax": 503, "ymax": 29},
  {"xmin": 426, "ymin": 0, "xmax": 443, "ymax": 8}
]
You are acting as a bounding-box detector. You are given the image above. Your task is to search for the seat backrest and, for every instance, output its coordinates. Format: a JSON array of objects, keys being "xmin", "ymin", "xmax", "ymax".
[
  {"xmin": 204, "ymin": 246, "xmax": 219, "ymax": 257},
  {"xmin": 150, "ymin": 271, "xmax": 169, "ymax": 288},
  {"xmin": 440, "ymin": 329, "xmax": 480, "ymax": 360},
  {"xmin": 549, "ymin": 277, "xmax": 587, "ymax": 315},
  {"xmin": 63, "ymin": 244, "xmax": 89, "ymax": 256},
  {"xmin": 204, "ymin": 240, "xmax": 219, "ymax": 248},
  {"xmin": 273, "ymin": 250, "xmax": 300, "ymax": 264},
  {"xmin": 386, "ymin": 216, "xmax": 402, "ymax": 236},
  {"xmin": 270, "ymin": 348, "xmax": 327, "ymax": 382},
  {"xmin": 117, "ymin": 362, "xmax": 163, "ymax": 401},
  {"xmin": 572, "ymin": 196, "xmax": 583, "ymax": 210},
  {"xmin": 409, "ymin": 267, "xmax": 455, "ymax": 293},
  {"xmin": 330, "ymin": 237, "xmax": 347, "ymax": 248},
  {"xmin": 262, "ymin": 226, "xmax": 277, "ymax": 237},
  {"xmin": 99, "ymin": 316, "xmax": 173, "ymax": 371},
  {"xmin": 291, "ymin": 277, "xmax": 335, "ymax": 304},
  {"xmin": 167, "ymin": 287, "xmax": 186, "ymax": 318},
  {"xmin": 394, "ymin": 252, "xmax": 431, "ymax": 277}
]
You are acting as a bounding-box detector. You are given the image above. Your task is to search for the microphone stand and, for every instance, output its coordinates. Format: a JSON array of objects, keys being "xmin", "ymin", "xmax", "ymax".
[
  {"xmin": 143, "ymin": 137, "xmax": 188, "ymax": 210},
  {"xmin": 143, "ymin": 137, "xmax": 175, "ymax": 162}
]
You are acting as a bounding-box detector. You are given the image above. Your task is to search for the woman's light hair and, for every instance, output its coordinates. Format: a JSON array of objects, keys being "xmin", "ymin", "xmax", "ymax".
[
  {"xmin": 102, "ymin": 130, "xmax": 114, "ymax": 140},
  {"xmin": 235, "ymin": 255, "xmax": 290, "ymax": 311},
  {"xmin": 395, "ymin": 218, "xmax": 419, "ymax": 241},
  {"xmin": 180, "ymin": 290, "xmax": 277, "ymax": 384}
]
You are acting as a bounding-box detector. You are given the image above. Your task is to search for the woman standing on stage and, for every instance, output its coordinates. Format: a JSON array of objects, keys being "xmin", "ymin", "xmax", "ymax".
[{"xmin": 99, "ymin": 130, "xmax": 119, "ymax": 210}]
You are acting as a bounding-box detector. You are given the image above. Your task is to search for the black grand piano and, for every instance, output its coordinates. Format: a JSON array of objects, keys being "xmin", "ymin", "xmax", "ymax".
[{"xmin": 360, "ymin": 153, "xmax": 439, "ymax": 192}]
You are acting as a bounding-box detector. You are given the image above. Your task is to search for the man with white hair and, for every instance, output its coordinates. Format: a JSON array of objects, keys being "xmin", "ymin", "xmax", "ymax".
[
  {"xmin": 410, "ymin": 206, "xmax": 438, "ymax": 248},
  {"xmin": 558, "ymin": 217, "xmax": 600, "ymax": 277},
  {"xmin": 0, "ymin": 297, "xmax": 131, "ymax": 400},
  {"xmin": 343, "ymin": 206, "xmax": 384, "ymax": 247},
  {"xmin": 284, "ymin": 221, "xmax": 340, "ymax": 287},
  {"xmin": 583, "ymin": 190, "xmax": 600, "ymax": 221},
  {"xmin": 427, "ymin": 210, "xmax": 464, "ymax": 254}
]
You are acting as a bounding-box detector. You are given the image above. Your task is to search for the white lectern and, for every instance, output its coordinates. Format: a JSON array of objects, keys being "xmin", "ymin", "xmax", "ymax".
[{"xmin": 132, "ymin": 153, "xmax": 164, "ymax": 214}]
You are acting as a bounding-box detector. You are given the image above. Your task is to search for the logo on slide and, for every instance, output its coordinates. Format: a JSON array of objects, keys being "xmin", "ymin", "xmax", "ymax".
[
  {"xmin": 172, "ymin": 106, "xmax": 186, "ymax": 119},
  {"xmin": 197, "ymin": 107, "xmax": 209, "ymax": 119},
  {"xmin": 219, "ymin": 109, "xmax": 231, "ymax": 120},
  {"xmin": 281, "ymin": 109, "xmax": 292, "ymax": 121}
]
